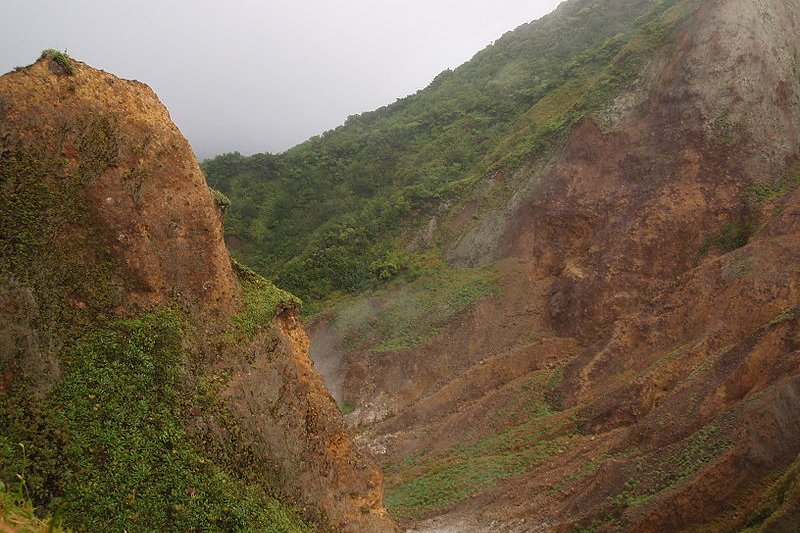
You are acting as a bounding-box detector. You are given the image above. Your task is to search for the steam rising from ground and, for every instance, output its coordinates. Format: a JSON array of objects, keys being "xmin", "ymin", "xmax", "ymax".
[{"xmin": 309, "ymin": 321, "xmax": 346, "ymax": 404}]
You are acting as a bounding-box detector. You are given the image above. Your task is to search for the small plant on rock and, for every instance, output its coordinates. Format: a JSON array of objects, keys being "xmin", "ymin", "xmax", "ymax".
[{"xmin": 41, "ymin": 49, "xmax": 75, "ymax": 75}]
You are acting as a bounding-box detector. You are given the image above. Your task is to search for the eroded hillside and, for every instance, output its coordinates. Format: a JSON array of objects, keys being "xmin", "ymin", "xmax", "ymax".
[
  {"xmin": 309, "ymin": 0, "xmax": 800, "ymax": 530},
  {"xmin": 207, "ymin": 0, "xmax": 800, "ymax": 531},
  {"xmin": 0, "ymin": 53, "xmax": 395, "ymax": 532}
]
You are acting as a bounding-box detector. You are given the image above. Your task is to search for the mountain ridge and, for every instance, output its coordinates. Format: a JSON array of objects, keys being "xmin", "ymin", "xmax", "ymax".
[{"xmin": 203, "ymin": 0, "xmax": 700, "ymax": 309}]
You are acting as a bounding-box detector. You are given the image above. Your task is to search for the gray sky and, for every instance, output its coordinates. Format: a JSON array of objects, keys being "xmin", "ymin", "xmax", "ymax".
[{"xmin": 2, "ymin": 0, "xmax": 562, "ymax": 160}]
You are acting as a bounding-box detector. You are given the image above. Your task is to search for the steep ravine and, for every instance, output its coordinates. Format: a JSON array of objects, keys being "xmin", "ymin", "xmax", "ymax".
[{"xmin": 0, "ymin": 54, "xmax": 395, "ymax": 532}]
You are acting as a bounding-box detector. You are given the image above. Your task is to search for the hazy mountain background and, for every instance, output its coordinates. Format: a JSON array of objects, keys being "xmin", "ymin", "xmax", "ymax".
[{"xmin": 0, "ymin": 0, "xmax": 562, "ymax": 159}]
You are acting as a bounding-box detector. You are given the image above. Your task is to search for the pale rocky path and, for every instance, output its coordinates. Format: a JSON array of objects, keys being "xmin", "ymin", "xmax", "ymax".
[{"xmin": 407, "ymin": 515, "xmax": 549, "ymax": 533}]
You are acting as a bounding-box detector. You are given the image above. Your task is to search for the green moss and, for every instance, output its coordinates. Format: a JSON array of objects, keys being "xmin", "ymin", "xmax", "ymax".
[
  {"xmin": 77, "ymin": 113, "xmax": 120, "ymax": 175},
  {"xmin": 0, "ymin": 117, "xmax": 129, "ymax": 345},
  {"xmin": 0, "ymin": 311, "xmax": 312, "ymax": 532}
]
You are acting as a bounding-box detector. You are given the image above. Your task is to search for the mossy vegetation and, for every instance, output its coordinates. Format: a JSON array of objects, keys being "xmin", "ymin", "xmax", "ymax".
[
  {"xmin": 203, "ymin": 0, "xmax": 701, "ymax": 307},
  {"xmin": 232, "ymin": 260, "xmax": 301, "ymax": 339},
  {"xmin": 708, "ymin": 114, "xmax": 743, "ymax": 146},
  {"xmin": 701, "ymin": 166, "xmax": 800, "ymax": 256},
  {"xmin": 567, "ymin": 424, "xmax": 732, "ymax": 532},
  {"xmin": 701, "ymin": 166, "xmax": 800, "ymax": 257},
  {"xmin": 0, "ymin": 109, "xmax": 128, "ymax": 341},
  {"xmin": 701, "ymin": 218, "xmax": 754, "ymax": 255},
  {"xmin": 735, "ymin": 454, "xmax": 800, "ymax": 532},
  {"xmin": 210, "ymin": 187, "xmax": 231, "ymax": 211},
  {"xmin": 0, "ymin": 312, "xmax": 312, "ymax": 532},
  {"xmin": 385, "ymin": 426, "xmax": 571, "ymax": 520},
  {"xmin": 745, "ymin": 170, "xmax": 800, "ymax": 207},
  {"xmin": 339, "ymin": 401, "xmax": 357, "ymax": 416}
]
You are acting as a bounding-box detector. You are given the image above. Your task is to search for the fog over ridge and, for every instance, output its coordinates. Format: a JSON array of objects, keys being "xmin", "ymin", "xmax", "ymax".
[{"xmin": 2, "ymin": 0, "xmax": 563, "ymax": 159}]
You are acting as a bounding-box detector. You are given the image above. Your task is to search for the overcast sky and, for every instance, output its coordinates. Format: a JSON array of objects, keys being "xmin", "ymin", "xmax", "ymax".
[{"xmin": 2, "ymin": 0, "xmax": 563, "ymax": 160}]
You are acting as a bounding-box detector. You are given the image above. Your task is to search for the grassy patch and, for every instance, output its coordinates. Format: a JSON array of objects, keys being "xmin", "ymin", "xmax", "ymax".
[
  {"xmin": 0, "ymin": 480, "xmax": 69, "ymax": 532},
  {"xmin": 581, "ymin": 422, "xmax": 732, "ymax": 530},
  {"xmin": 722, "ymin": 254, "xmax": 754, "ymax": 283},
  {"xmin": 232, "ymin": 260, "xmax": 301, "ymax": 339},
  {"xmin": 339, "ymin": 401, "xmax": 357, "ymax": 416},
  {"xmin": 745, "ymin": 172, "xmax": 800, "ymax": 206},
  {"xmin": 709, "ymin": 114, "xmax": 741, "ymax": 145},
  {"xmin": 767, "ymin": 305, "xmax": 800, "ymax": 328},
  {"xmin": 737, "ymin": 454, "xmax": 800, "ymax": 532},
  {"xmin": 550, "ymin": 450, "xmax": 636, "ymax": 497},
  {"xmin": 331, "ymin": 265, "xmax": 499, "ymax": 353},
  {"xmin": 0, "ymin": 311, "xmax": 312, "ymax": 532},
  {"xmin": 701, "ymin": 218, "xmax": 754, "ymax": 255},
  {"xmin": 384, "ymin": 371, "xmax": 572, "ymax": 520},
  {"xmin": 385, "ymin": 421, "xmax": 572, "ymax": 520}
]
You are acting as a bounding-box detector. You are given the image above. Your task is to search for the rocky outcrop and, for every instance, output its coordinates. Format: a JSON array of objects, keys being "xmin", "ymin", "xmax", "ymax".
[
  {"xmin": 223, "ymin": 309, "xmax": 395, "ymax": 532},
  {"xmin": 0, "ymin": 55, "xmax": 395, "ymax": 531},
  {"xmin": 0, "ymin": 54, "xmax": 238, "ymax": 315}
]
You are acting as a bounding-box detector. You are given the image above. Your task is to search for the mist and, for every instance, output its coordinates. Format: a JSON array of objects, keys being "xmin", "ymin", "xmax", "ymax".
[{"xmin": 1, "ymin": 0, "xmax": 562, "ymax": 160}]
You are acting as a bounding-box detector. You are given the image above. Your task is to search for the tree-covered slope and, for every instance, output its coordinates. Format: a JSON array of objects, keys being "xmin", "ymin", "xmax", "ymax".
[{"xmin": 204, "ymin": 0, "xmax": 699, "ymax": 306}]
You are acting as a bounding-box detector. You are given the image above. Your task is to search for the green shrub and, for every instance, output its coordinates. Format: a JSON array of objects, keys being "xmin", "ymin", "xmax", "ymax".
[
  {"xmin": 339, "ymin": 401, "xmax": 357, "ymax": 416},
  {"xmin": 40, "ymin": 49, "xmax": 75, "ymax": 75},
  {"xmin": 701, "ymin": 218, "xmax": 754, "ymax": 255},
  {"xmin": 210, "ymin": 187, "xmax": 231, "ymax": 211}
]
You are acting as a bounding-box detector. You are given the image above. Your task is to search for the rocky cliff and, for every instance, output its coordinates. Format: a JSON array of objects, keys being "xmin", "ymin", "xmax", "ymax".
[{"xmin": 0, "ymin": 53, "xmax": 395, "ymax": 532}]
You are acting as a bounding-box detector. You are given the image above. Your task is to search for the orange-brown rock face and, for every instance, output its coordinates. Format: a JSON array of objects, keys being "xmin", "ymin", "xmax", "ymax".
[
  {"xmin": 0, "ymin": 56, "xmax": 237, "ymax": 314},
  {"xmin": 222, "ymin": 309, "xmax": 396, "ymax": 532}
]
